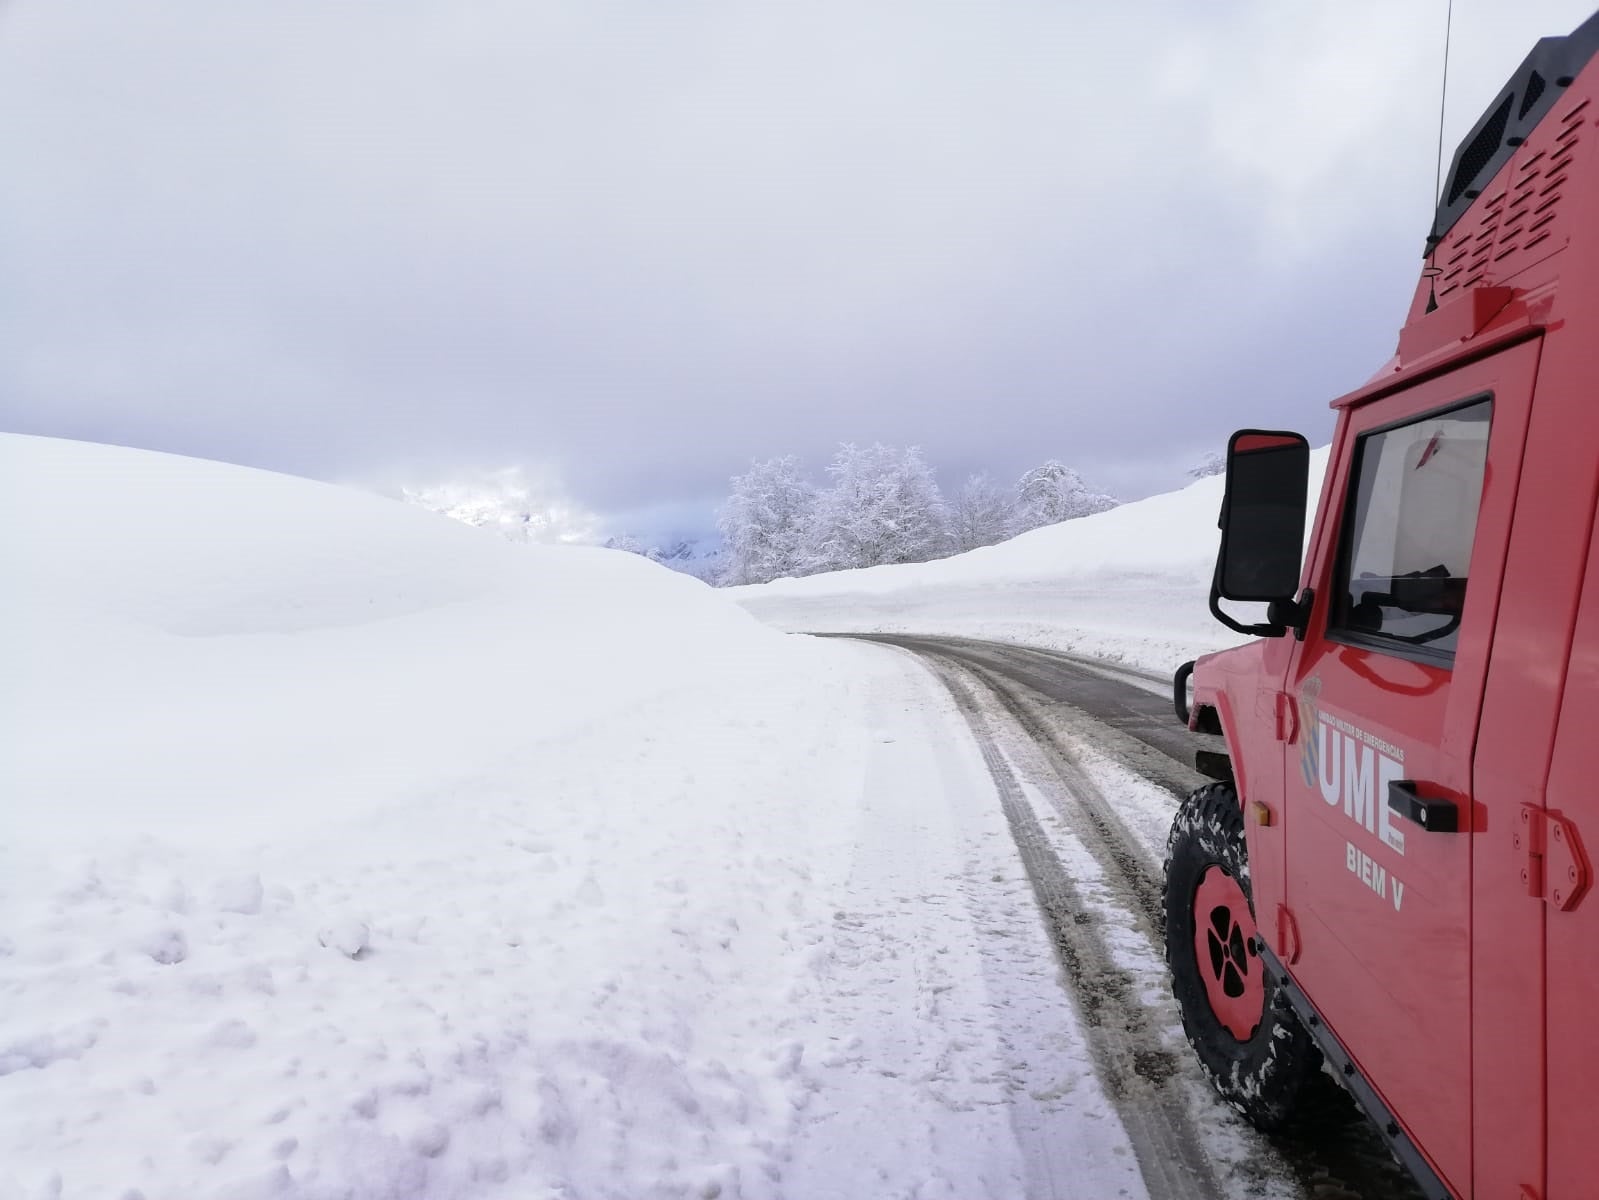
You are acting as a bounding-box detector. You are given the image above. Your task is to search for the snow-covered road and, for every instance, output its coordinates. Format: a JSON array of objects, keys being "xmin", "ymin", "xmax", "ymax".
[
  {"xmin": 4, "ymin": 630, "xmax": 1412, "ymax": 1200},
  {"xmin": 783, "ymin": 643, "xmax": 1151, "ymax": 1200},
  {"xmin": 838, "ymin": 635, "xmax": 1424, "ymax": 1200}
]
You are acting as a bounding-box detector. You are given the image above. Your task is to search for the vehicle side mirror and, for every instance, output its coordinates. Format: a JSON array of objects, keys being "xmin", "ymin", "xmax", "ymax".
[{"xmin": 1211, "ymin": 429, "xmax": 1310, "ymax": 638}]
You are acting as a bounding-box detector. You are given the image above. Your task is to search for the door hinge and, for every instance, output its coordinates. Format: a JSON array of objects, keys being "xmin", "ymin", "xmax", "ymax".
[
  {"xmin": 1274, "ymin": 691, "xmax": 1300, "ymax": 744},
  {"xmin": 1516, "ymin": 805, "xmax": 1590, "ymax": 912}
]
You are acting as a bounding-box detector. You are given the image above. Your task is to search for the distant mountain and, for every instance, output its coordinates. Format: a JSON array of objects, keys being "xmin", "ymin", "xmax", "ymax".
[
  {"xmin": 401, "ymin": 468, "xmax": 597, "ymax": 545},
  {"xmin": 397, "ymin": 469, "xmax": 721, "ymax": 580},
  {"xmin": 604, "ymin": 534, "xmax": 724, "ymax": 583}
]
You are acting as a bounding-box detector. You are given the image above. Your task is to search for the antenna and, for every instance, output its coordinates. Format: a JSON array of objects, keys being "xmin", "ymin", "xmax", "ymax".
[{"xmin": 1425, "ymin": 0, "xmax": 1455, "ymax": 313}]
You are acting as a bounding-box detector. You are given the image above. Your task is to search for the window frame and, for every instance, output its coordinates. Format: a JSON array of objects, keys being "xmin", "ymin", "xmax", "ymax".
[{"xmin": 1324, "ymin": 390, "xmax": 1494, "ymax": 669}]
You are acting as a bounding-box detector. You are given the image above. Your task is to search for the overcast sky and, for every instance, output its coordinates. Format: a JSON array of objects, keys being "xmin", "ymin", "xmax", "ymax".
[{"xmin": 3, "ymin": 1, "xmax": 1594, "ymax": 539}]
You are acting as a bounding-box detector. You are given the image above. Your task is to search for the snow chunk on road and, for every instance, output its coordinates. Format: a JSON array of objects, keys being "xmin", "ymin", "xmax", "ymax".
[
  {"xmin": 315, "ymin": 918, "xmax": 371, "ymax": 959},
  {"xmin": 211, "ymin": 875, "xmax": 264, "ymax": 916}
]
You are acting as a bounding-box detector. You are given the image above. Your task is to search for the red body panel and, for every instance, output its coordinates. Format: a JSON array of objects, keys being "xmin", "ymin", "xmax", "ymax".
[
  {"xmin": 1188, "ymin": 39, "xmax": 1599, "ymax": 1199},
  {"xmin": 1545, "ymin": 493, "xmax": 1599, "ymax": 1199}
]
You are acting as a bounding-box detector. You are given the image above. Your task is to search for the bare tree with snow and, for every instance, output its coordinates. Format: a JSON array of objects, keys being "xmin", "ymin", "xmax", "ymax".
[
  {"xmin": 877, "ymin": 445, "xmax": 950, "ymax": 564},
  {"xmin": 1009, "ymin": 461, "xmax": 1118, "ymax": 536},
  {"xmin": 802, "ymin": 443, "xmax": 884, "ymax": 574},
  {"xmin": 715, "ymin": 456, "xmax": 816, "ymax": 585},
  {"xmin": 949, "ymin": 472, "xmax": 1012, "ymax": 553},
  {"xmin": 804, "ymin": 443, "xmax": 949, "ymax": 573},
  {"xmin": 712, "ymin": 448, "xmax": 1124, "ymax": 581}
]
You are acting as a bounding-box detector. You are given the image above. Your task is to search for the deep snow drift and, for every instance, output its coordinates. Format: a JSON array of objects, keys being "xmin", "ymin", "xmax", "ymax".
[
  {"xmin": 0, "ymin": 435, "xmax": 841, "ymax": 1197},
  {"xmin": 0, "ymin": 435, "xmax": 1166, "ymax": 1200},
  {"xmin": 2, "ymin": 436, "xmax": 785, "ymax": 850},
  {"xmin": 731, "ymin": 449, "xmax": 1330, "ymax": 673}
]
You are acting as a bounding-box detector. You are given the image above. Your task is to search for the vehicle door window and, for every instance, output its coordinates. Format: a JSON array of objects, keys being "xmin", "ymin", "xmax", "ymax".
[{"xmin": 1330, "ymin": 397, "xmax": 1492, "ymax": 662}]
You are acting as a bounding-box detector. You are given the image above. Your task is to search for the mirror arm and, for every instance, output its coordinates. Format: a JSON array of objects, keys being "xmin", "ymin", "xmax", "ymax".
[{"xmin": 1209, "ymin": 579, "xmax": 1287, "ymax": 639}]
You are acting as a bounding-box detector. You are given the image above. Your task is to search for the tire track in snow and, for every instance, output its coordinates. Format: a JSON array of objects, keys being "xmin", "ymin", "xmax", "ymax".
[
  {"xmin": 782, "ymin": 653, "xmax": 1153, "ymax": 1200},
  {"xmin": 917, "ymin": 656, "xmax": 1224, "ymax": 1200},
  {"xmin": 859, "ymin": 635, "xmax": 1423, "ymax": 1200},
  {"xmin": 835, "ymin": 634, "xmax": 1212, "ymax": 802},
  {"xmin": 955, "ymin": 660, "xmax": 1172, "ymax": 933},
  {"xmin": 904, "ymin": 634, "xmax": 1177, "ymax": 697}
]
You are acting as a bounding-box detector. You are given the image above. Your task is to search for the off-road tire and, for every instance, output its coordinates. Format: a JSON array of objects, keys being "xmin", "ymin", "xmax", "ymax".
[{"xmin": 1163, "ymin": 781, "xmax": 1320, "ymax": 1131}]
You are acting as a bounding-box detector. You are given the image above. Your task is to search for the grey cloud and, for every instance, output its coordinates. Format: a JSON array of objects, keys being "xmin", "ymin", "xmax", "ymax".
[{"xmin": 3, "ymin": 0, "xmax": 1593, "ymax": 527}]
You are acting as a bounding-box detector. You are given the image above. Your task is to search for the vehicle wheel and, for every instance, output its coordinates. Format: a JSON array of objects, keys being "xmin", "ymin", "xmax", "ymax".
[{"xmin": 1163, "ymin": 781, "xmax": 1320, "ymax": 1130}]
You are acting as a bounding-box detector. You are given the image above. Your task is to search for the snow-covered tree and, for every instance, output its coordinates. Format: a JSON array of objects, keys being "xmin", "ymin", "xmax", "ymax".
[
  {"xmin": 949, "ymin": 472, "xmax": 1012, "ymax": 553},
  {"xmin": 875, "ymin": 445, "xmax": 950, "ymax": 564},
  {"xmin": 715, "ymin": 456, "xmax": 816, "ymax": 585},
  {"xmin": 1188, "ymin": 451, "xmax": 1226, "ymax": 480},
  {"xmin": 804, "ymin": 443, "xmax": 949, "ymax": 573},
  {"xmin": 800, "ymin": 444, "xmax": 879, "ymax": 574},
  {"xmin": 1008, "ymin": 461, "xmax": 1118, "ymax": 535}
]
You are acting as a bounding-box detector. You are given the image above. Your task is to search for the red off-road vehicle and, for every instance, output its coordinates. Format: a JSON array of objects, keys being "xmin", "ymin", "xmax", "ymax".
[{"xmin": 1164, "ymin": 11, "xmax": 1599, "ymax": 1199}]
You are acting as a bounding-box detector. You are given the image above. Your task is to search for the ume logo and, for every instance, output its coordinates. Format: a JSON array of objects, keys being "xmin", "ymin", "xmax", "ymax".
[{"xmin": 1298, "ymin": 680, "xmax": 1407, "ymax": 855}]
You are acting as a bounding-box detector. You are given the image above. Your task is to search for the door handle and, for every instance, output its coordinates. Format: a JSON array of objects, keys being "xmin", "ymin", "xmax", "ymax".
[{"xmin": 1387, "ymin": 780, "xmax": 1459, "ymax": 833}]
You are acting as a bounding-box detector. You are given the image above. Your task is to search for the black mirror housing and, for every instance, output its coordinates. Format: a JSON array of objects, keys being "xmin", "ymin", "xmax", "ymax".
[{"xmin": 1210, "ymin": 429, "xmax": 1310, "ymax": 638}]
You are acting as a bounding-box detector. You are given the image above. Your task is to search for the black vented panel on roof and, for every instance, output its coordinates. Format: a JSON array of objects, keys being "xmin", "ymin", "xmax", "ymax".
[
  {"xmin": 1431, "ymin": 99, "xmax": 1584, "ymax": 303},
  {"xmin": 1520, "ymin": 70, "xmax": 1548, "ymax": 118},
  {"xmin": 1426, "ymin": 8, "xmax": 1599, "ymax": 254},
  {"xmin": 1447, "ymin": 94, "xmax": 1514, "ymax": 204}
]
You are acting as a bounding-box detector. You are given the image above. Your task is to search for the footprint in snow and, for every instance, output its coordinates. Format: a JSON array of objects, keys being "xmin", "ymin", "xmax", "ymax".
[{"xmin": 138, "ymin": 927, "xmax": 188, "ymax": 965}]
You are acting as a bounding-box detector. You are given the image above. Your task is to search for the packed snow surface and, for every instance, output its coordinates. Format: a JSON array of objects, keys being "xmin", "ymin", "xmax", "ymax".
[
  {"xmin": 732, "ymin": 449, "xmax": 1331, "ymax": 673},
  {"xmin": 1, "ymin": 435, "xmax": 1163, "ymax": 1200}
]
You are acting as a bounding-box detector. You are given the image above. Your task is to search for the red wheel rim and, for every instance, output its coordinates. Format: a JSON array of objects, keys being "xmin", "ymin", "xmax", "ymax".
[{"xmin": 1192, "ymin": 864, "xmax": 1265, "ymax": 1041}]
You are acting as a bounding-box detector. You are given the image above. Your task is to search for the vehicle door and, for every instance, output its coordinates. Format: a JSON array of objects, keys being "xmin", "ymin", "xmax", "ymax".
[{"xmin": 1283, "ymin": 338, "xmax": 1539, "ymax": 1198}]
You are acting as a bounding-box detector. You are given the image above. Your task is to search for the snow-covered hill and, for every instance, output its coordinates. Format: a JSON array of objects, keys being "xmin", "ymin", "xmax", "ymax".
[
  {"xmin": 0, "ymin": 435, "xmax": 888, "ymax": 1198},
  {"xmin": 603, "ymin": 533, "xmax": 724, "ymax": 582},
  {"xmin": 1, "ymin": 435, "xmax": 785, "ymax": 847},
  {"xmin": 732, "ymin": 448, "xmax": 1331, "ymax": 672}
]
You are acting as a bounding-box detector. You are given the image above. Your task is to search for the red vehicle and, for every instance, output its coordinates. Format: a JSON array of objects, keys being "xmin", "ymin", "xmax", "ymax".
[{"xmin": 1163, "ymin": 11, "xmax": 1599, "ymax": 1199}]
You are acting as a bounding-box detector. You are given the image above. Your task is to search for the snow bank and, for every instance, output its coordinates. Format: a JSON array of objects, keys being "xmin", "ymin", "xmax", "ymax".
[
  {"xmin": 3, "ymin": 435, "xmax": 781, "ymax": 848},
  {"xmin": 732, "ymin": 448, "xmax": 1331, "ymax": 672},
  {"xmin": 3, "ymin": 438, "xmax": 773, "ymax": 844},
  {"xmin": 0, "ymin": 435, "xmax": 879, "ymax": 1199}
]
